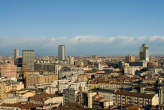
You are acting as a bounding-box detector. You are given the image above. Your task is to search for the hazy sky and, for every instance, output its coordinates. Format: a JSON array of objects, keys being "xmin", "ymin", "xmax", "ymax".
[{"xmin": 0, "ymin": 0, "xmax": 164, "ymax": 56}]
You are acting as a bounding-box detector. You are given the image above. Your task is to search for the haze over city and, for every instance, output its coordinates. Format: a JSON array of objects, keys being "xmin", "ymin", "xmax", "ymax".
[{"xmin": 1, "ymin": 0, "xmax": 164, "ymax": 56}]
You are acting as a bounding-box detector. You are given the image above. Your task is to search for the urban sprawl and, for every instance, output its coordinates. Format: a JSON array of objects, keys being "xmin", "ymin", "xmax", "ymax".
[{"xmin": 0, "ymin": 44, "xmax": 164, "ymax": 110}]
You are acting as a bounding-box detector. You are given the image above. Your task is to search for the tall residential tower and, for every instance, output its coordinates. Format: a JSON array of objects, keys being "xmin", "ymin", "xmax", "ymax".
[
  {"xmin": 58, "ymin": 45, "xmax": 65, "ymax": 61},
  {"xmin": 22, "ymin": 50, "xmax": 35, "ymax": 71}
]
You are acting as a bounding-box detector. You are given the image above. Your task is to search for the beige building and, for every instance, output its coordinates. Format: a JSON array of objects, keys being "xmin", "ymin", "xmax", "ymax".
[
  {"xmin": 78, "ymin": 74, "xmax": 91, "ymax": 82},
  {"xmin": 0, "ymin": 63, "xmax": 17, "ymax": 78},
  {"xmin": 2, "ymin": 97, "xmax": 27, "ymax": 104},
  {"xmin": 25, "ymin": 73, "xmax": 58, "ymax": 88},
  {"xmin": 92, "ymin": 94, "xmax": 110, "ymax": 109},
  {"xmin": 7, "ymin": 89, "xmax": 36, "ymax": 99},
  {"xmin": 124, "ymin": 66, "xmax": 141, "ymax": 76},
  {"xmin": 68, "ymin": 56, "xmax": 75, "ymax": 65},
  {"xmin": 126, "ymin": 56, "xmax": 136, "ymax": 62},
  {"xmin": 88, "ymin": 92, "xmax": 97, "ymax": 108},
  {"xmin": 114, "ymin": 90, "xmax": 159, "ymax": 107},
  {"xmin": 0, "ymin": 82, "xmax": 6, "ymax": 100},
  {"xmin": 0, "ymin": 80, "xmax": 24, "ymax": 100},
  {"xmin": 5, "ymin": 81, "xmax": 24, "ymax": 93},
  {"xmin": 30, "ymin": 92, "xmax": 63, "ymax": 109},
  {"xmin": 123, "ymin": 62, "xmax": 144, "ymax": 76}
]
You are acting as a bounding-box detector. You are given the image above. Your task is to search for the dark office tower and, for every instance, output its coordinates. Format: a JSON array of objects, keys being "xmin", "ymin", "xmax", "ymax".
[
  {"xmin": 58, "ymin": 45, "xmax": 65, "ymax": 61},
  {"xmin": 14, "ymin": 48, "xmax": 20, "ymax": 64},
  {"xmin": 22, "ymin": 50, "xmax": 35, "ymax": 71}
]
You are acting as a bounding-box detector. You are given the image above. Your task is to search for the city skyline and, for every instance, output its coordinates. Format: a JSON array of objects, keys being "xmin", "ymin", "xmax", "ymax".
[
  {"xmin": 1, "ymin": 0, "xmax": 164, "ymax": 56},
  {"xmin": 0, "ymin": 36, "xmax": 163, "ymax": 56}
]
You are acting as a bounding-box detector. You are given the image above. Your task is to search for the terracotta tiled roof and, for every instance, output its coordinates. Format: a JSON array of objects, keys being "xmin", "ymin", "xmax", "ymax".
[
  {"xmin": 30, "ymin": 92, "xmax": 57, "ymax": 102},
  {"xmin": 115, "ymin": 90, "xmax": 155, "ymax": 99},
  {"xmin": 57, "ymin": 103, "xmax": 92, "ymax": 110},
  {"xmin": 1, "ymin": 102, "xmax": 43, "ymax": 109},
  {"xmin": 123, "ymin": 105, "xmax": 139, "ymax": 110}
]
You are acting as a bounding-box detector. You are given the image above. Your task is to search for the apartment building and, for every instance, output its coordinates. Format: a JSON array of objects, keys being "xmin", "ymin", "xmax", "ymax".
[
  {"xmin": 63, "ymin": 88, "xmax": 80, "ymax": 104},
  {"xmin": 25, "ymin": 73, "xmax": 58, "ymax": 88},
  {"xmin": 114, "ymin": 90, "xmax": 159, "ymax": 108},
  {"xmin": 0, "ymin": 82, "xmax": 6, "ymax": 100},
  {"xmin": 0, "ymin": 63, "xmax": 17, "ymax": 78}
]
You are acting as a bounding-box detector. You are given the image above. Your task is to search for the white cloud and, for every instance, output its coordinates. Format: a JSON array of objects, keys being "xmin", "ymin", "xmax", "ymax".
[
  {"xmin": 1, "ymin": 35, "xmax": 164, "ymax": 47},
  {"xmin": 43, "ymin": 35, "xmax": 164, "ymax": 46},
  {"xmin": 150, "ymin": 36, "xmax": 164, "ymax": 42},
  {"xmin": 0, "ymin": 35, "xmax": 164, "ymax": 56}
]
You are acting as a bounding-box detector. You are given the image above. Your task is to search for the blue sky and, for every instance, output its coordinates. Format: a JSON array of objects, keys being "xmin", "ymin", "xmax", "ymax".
[{"xmin": 0, "ymin": 0, "xmax": 164, "ymax": 56}]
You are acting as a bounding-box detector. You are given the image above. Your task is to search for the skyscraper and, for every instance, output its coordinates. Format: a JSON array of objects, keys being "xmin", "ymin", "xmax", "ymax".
[
  {"xmin": 14, "ymin": 48, "xmax": 20, "ymax": 59},
  {"xmin": 14, "ymin": 48, "xmax": 20, "ymax": 64},
  {"xmin": 22, "ymin": 50, "xmax": 35, "ymax": 71},
  {"xmin": 58, "ymin": 45, "xmax": 65, "ymax": 61},
  {"xmin": 139, "ymin": 44, "xmax": 149, "ymax": 62}
]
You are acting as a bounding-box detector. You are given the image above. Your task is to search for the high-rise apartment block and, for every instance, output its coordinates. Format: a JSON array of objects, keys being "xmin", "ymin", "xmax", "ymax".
[
  {"xmin": 22, "ymin": 50, "xmax": 35, "ymax": 71},
  {"xmin": 58, "ymin": 45, "xmax": 65, "ymax": 61},
  {"xmin": 140, "ymin": 44, "xmax": 149, "ymax": 62}
]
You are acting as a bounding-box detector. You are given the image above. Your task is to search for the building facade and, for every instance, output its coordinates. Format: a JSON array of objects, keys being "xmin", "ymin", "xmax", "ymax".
[
  {"xmin": 114, "ymin": 90, "xmax": 159, "ymax": 108},
  {"xmin": 125, "ymin": 56, "xmax": 136, "ymax": 62},
  {"xmin": 0, "ymin": 63, "xmax": 17, "ymax": 78},
  {"xmin": 140, "ymin": 44, "xmax": 149, "ymax": 62},
  {"xmin": 25, "ymin": 73, "xmax": 58, "ymax": 88},
  {"xmin": 0, "ymin": 82, "xmax": 6, "ymax": 100},
  {"xmin": 58, "ymin": 45, "xmax": 65, "ymax": 61},
  {"xmin": 22, "ymin": 50, "xmax": 35, "ymax": 71},
  {"xmin": 63, "ymin": 88, "xmax": 80, "ymax": 104},
  {"xmin": 159, "ymin": 87, "xmax": 164, "ymax": 105}
]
